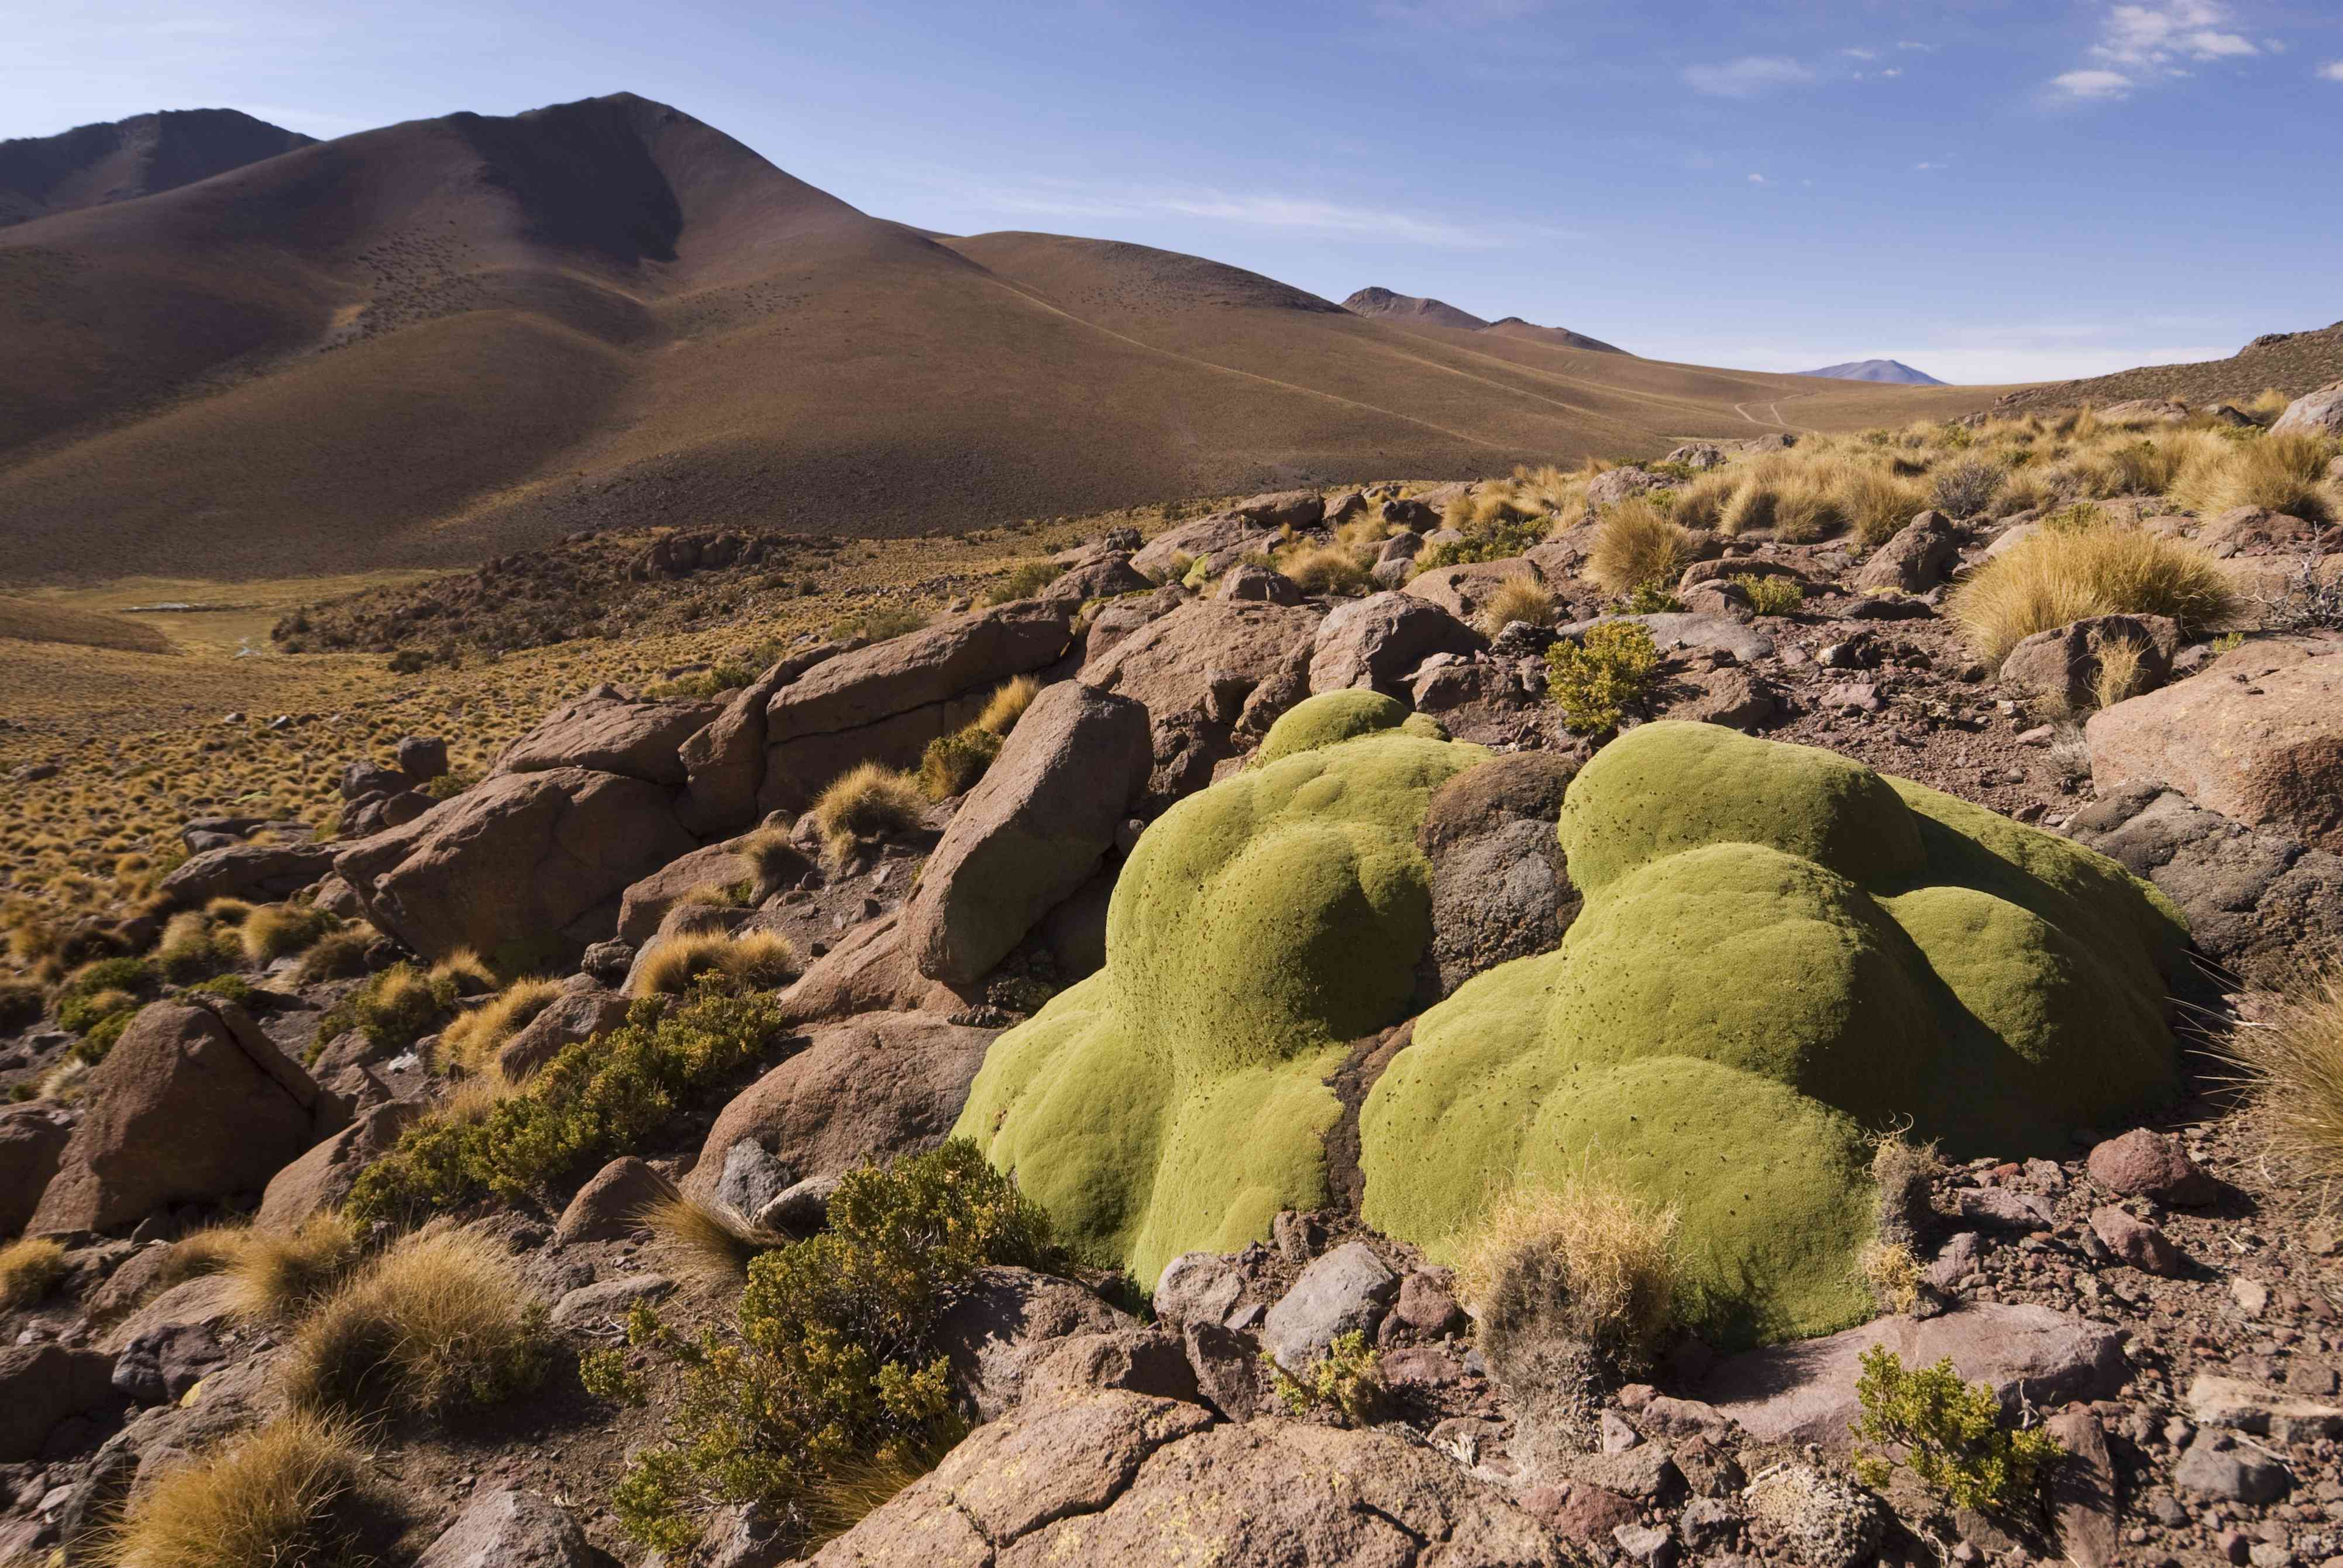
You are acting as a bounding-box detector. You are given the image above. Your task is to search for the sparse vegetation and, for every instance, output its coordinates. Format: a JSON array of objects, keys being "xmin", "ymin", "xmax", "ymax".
[
  {"xmin": 346, "ymin": 985, "xmax": 784, "ymax": 1223},
  {"xmin": 1265, "ymin": 1329, "xmax": 1384, "ymax": 1425},
  {"xmin": 283, "ymin": 1226, "xmax": 546, "ymax": 1418},
  {"xmin": 828, "ymin": 604, "xmax": 930, "ymax": 643},
  {"xmin": 294, "ymin": 926, "xmax": 376, "ymax": 984},
  {"xmin": 1851, "ymin": 1348, "xmax": 2065, "ymax": 1515},
  {"xmin": 1732, "ymin": 573, "xmax": 1805, "ymax": 616},
  {"xmin": 976, "ymin": 560, "xmax": 1063, "ymax": 605},
  {"xmin": 1476, "ymin": 576, "xmax": 1554, "ymax": 635},
  {"xmin": 810, "ymin": 763, "xmax": 927, "ymax": 863},
  {"xmin": 1586, "ymin": 498, "xmax": 1692, "ymax": 598},
  {"xmin": 613, "ymin": 1140, "xmax": 1054, "ymax": 1555},
  {"xmin": 238, "ymin": 902, "xmax": 339, "ymax": 964},
  {"xmin": 1454, "ymin": 1175, "xmax": 1680, "ymax": 1373},
  {"xmin": 313, "ymin": 961, "xmax": 460, "ymax": 1056},
  {"xmin": 916, "ymin": 725, "xmax": 1001, "ymax": 801},
  {"xmin": 2221, "ymin": 957, "xmax": 2343, "ymax": 1188},
  {"xmin": 0, "ymin": 1236, "xmax": 68, "ymax": 1309},
  {"xmin": 437, "ymin": 977, "xmax": 564, "ymax": 1073},
  {"xmin": 99, "ymin": 1413, "xmax": 392, "ymax": 1568},
  {"xmin": 629, "ymin": 931, "xmax": 799, "ymax": 998},
  {"xmin": 1947, "ymin": 518, "xmax": 2239, "ymax": 660},
  {"xmin": 1930, "ymin": 456, "xmax": 2004, "ymax": 518},
  {"xmin": 1544, "ymin": 621, "xmax": 1663, "ymax": 736},
  {"xmin": 1278, "ymin": 543, "xmax": 1372, "ymax": 596},
  {"xmin": 2089, "ymin": 634, "xmax": 2152, "ymax": 711}
]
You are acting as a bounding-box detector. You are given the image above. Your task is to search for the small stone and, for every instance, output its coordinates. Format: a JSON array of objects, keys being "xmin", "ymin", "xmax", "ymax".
[
  {"xmin": 1613, "ymin": 1522, "xmax": 1678, "ymax": 1566},
  {"xmin": 2091, "ymin": 1205, "xmax": 2185, "ymax": 1276},
  {"xmin": 2175, "ymin": 1432, "xmax": 2290, "ymax": 1504},
  {"xmin": 2087, "ymin": 1129, "xmax": 2217, "ymax": 1205},
  {"xmin": 2234, "ymin": 1277, "xmax": 2273, "ymax": 1318},
  {"xmin": 1260, "ymin": 1242, "xmax": 1398, "ymax": 1373},
  {"xmin": 1600, "ymin": 1410, "xmax": 1643, "ymax": 1453},
  {"xmin": 1680, "ymin": 1497, "xmax": 1742, "ymax": 1552}
]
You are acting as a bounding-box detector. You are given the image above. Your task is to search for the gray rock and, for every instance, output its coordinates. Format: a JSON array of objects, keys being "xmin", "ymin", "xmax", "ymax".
[
  {"xmin": 414, "ymin": 1487, "xmax": 613, "ymax": 1568},
  {"xmin": 2174, "ymin": 1432, "xmax": 2290, "ymax": 1502},
  {"xmin": 1260, "ymin": 1242, "xmax": 1399, "ymax": 1373},
  {"xmin": 1853, "ymin": 511, "xmax": 1960, "ymax": 594},
  {"xmin": 1613, "ymin": 1522, "xmax": 1678, "ymax": 1566},
  {"xmin": 1680, "ymin": 1497, "xmax": 1742, "ymax": 1552},
  {"xmin": 1307, "ymin": 592, "xmax": 1484, "ymax": 697},
  {"xmin": 714, "ymin": 1141, "xmax": 793, "ymax": 1223},
  {"xmin": 554, "ymin": 1156, "xmax": 677, "ymax": 1245},
  {"xmin": 111, "ymin": 1320, "xmax": 228, "ymax": 1405},
  {"xmin": 1925, "ymin": 1231, "xmax": 1983, "ymax": 1291},
  {"xmin": 548, "ymin": 1275, "xmax": 673, "ymax": 1331},
  {"xmin": 1153, "ymin": 1250, "xmax": 1246, "ymax": 1328},
  {"xmin": 1560, "ymin": 1443, "xmax": 1683, "ymax": 1503},
  {"xmin": 2270, "ymin": 378, "xmax": 2343, "ymax": 438},
  {"xmin": 930, "ymin": 1266, "xmax": 1131, "ymax": 1421},
  {"xmin": 1999, "ymin": 614, "xmax": 2180, "ymax": 712},
  {"xmin": 1557, "ymin": 612, "xmax": 1775, "ymax": 664},
  {"xmin": 2045, "ymin": 1408, "xmax": 2119, "ymax": 1568},
  {"xmin": 2186, "ymin": 1374, "xmax": 2343, "ymax": 1441},
  {"xmin": 752, "ymin": 1173, "xmax": 842, "ymax": 1236}
]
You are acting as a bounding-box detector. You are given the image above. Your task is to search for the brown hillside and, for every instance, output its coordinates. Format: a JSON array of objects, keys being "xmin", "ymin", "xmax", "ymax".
[
  {"xmin": 1343, "ymin": 285, "xmax": 1492, "ymax": 330},
  {"xmin": 0, "ymin": 93, "xmax": 2008, "ymax": 584},
  {"xmin": 2000, "ymin": 321, "xmax": 2343, "ymax": 412},
  {"xmin": 0, "ymin": 108, "xmax": 312, "ymax": 228},
  {"xmin": 1484, "ymin": 316, "xmax": 1626, "ymax": 354}
]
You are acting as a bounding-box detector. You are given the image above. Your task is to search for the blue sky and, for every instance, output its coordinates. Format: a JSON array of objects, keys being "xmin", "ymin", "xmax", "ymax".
[{"xmin": 9, "ymin": 1, "xmax": 2341, "ymax": 384}]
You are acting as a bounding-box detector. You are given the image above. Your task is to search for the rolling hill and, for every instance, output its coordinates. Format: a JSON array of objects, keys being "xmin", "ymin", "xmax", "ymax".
[
  {"xmin": 1343, "ymin": 288, "xmax": 1626, "ymax": 354},
  {"xmin": 0, "ymin": 109, "xmax": 312, "ymax": 227},
  {"xmin": 0, "ymin": 93, "xmax": 2003, "ymax": 584},
  {"xmin": 1998, "ymin": 321, "xmax": 2343, "ymax": 412},
  {"xmin": 1797, "ymin": 359, "xmax": 1946, "ymax": 387}
]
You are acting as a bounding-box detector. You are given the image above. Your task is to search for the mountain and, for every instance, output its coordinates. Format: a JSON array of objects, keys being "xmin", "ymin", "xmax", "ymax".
[
  {"xmin": 1485, "ymin": 317, "xmax": 1626, "ymax": 355},
  {"xmin": 1795, "ymin": 359, "xmax": 1946, "ymax": 386},
  {"xmin": 0, "ymin": 109, "xmax": 313, "ymax": 227},
  {"xmin": 1341, "ymin": 287, "xmax": 1493, "ymax": 331},
  {"xmin": 1998, "ymin": 321, "xmax": 2343, "ymax": 413},
  {"xmin": 0, "ymin": 93, "xmax": 2000, "ymax": 583}
]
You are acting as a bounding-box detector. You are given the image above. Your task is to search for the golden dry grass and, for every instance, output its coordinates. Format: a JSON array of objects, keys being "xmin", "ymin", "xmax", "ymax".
[
  {"xmin": 1477, "ymin": 577, "xmax": 1554, "ymax": 636},
  {"xmin": 223, "ymin": 1214, "xmax": 366, "ymax": 1323},
  {"xmin": 1278, "ymin": 543, "xmax": 1372, "ymax": 597},
  {"xmin": 438, "ymin": 978, "xmax": 564, "ymax": 1074},
  {"xmin": 975, "ymin": 674, "xmax": 1040, "ymax": 736},
  {"xmin": 0, "ymin": 1236, "xmax": 68, "ymax": 1309},
  {"xmin": 1454, "ymin": 1176, "xmax": 1679, "ymax": 1366},
  {"xmin": 282, "ymin": 1227, "xmax": 543, "ymax": 1417},
  {"xmin": 96, "ymin": 1412, "xmax": 386, "ymax": 1568},
  {"xmin": 294, "ymin": 928, "xmax": 375, "ymax": 984},
  {"xmin": 2222, "ymin": 959, "xmax": 2343, "ymax": 1191},
  {"xmin": 1947, "ymin": 521, "xmax": 2240, "ymax": 660},
  {"xmin": 629, "ymin": 930, "xmax": 799, "ymax": 998},
  {"xmin": 1587, "ymin": 499, "xmax": 1694, "ymax": 598},
  {"xmin": 239, "ymin": 902, "xmax": 338, "ymax": 964},
  {"xmin": 810, "ymin": 763, "xmax": 927, "ymax": 863},
  {"xmin": 643, "ymin": 1193, "xmax": 781, "ymax": 1288},
  {"xmin": 2089, "ymin": 635, "xmax": 2152, "ymax": 711}
]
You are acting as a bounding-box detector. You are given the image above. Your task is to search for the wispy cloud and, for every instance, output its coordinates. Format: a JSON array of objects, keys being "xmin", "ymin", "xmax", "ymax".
[
  {"xmin": 2050, "ymin": 67, "xmax": 2136, "ymax": 100},
  {"xmin": 2091, "ymin": 1, "xmax": 2258, "ymax": 67},
  {"xmin": 1839, "ymin": 47, "xmax": 1877, "ymax": 61},
  {"xmin": 1746, "ymin": 173, "xmax": 1769, "ymax": 184},
  {"xmin": 951, "ymin": 177, "xmax": 1526, "ymax": 247},
  {"xmin": 2319, "ymin": 60, "xmax": 2343, "ymax": 82},
  {"xmin": 1683, "ymin": 56, "xmax": 1815, "ymax": 98},
  {"xmin": 1913, "ymin": 160, "xmax": 1947, "ymax": 171}
]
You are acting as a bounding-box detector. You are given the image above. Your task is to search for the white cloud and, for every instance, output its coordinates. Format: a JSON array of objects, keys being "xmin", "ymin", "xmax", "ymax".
[
  {"xmin": 1881, "ymin": 67, "xmax": 1902, "ymax": 77},
  {"xmin": 952, "ymin": 178, "xmax": 1518, "ymax": 248},
  {"xmin": 2320, "ymin": 60, "xmax": 2343, "ymax": 82},
  {"xmin": 1747, "ymin": 173, "xmax": 1769, "ymax": 184},
  {"xmin": 1839, "ymin": 46, "xmax": 1877, "ymax": 60},
  {"xmin": 1913, "ymin": 160, "xmax": 1946, "ymax": 171},
  {"xmin": 2091, "ymin": 1, "xmax": 2258, "ymax": 67},
  {"xmin": 1895, "ymin": 40, "xmax": 1932, "ymax": 51},
  {"xmin": 2051, "ymin": 68, "xmax": 2135, "ymax": 99},
  {"xmin": 1683, "ymin": 56, "xmax": 1816, "ymax": 98}
]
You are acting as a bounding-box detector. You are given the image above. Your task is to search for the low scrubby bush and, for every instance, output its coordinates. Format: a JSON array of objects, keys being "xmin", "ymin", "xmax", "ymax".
[
  {"xmin": 155, "ymin": 911, "xmax": 240, "ymax": 983},
  {"xmin": 1947, "ymin": 519, "xmax": 2238, "ymax": 660},
  {"xmin": 1544, "ymin": 622, "xmax": 1661, "ymax": 736},
  {"xmin": 284, "ymin": 1228, "xmax": 545, "ymax": 1418},
  {"xmin": 611, "ymin": 1140, "xmax": 1054, "ymax": 1555},
  {"xmin": 828, "ymin": 604, "xmax": 929, "ymax": 643},
  {"xmin": 1852, "ymin": 1348, "xmax": 2065, "ymax": 1515},
  {"xmin": 1413, "ymin": 512, "xmax": 1545, "ymax": 574},
  {"xmin": 101, "ymin": 1413, "xmax": 392, "ymax": 1568},
  {"xmin": 346, "ymin": 986, "xmax": 785, "ymax": 1224},
  {"xmin": 916, "ymin": 726, "xmax": 1000, "ymax": 801},
  {"xmin": 314, "ymin": 962, "xmax": 459, "ymax": 1055},
  {"xmin": 1732, "ymin": 574, "xmax": 1805, "ymax": 616},
  {"xmin": 1929, "ymin": 456, "xmax": 2004, "ymax": 518},
  {"xmin": 811, "ymin": 764, "xmax": 925, "ymax": 863},
  {"xmin": 1264, "ymin": 1329, "xmax": 1383, "ymax": 1425}
]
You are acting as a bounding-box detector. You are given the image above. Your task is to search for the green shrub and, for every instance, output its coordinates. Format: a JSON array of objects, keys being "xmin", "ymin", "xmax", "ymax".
[
  {"xmin": 1852, "ymin": 1348, "xmax": 2065, "ymax": 1514},
  {"xmin": 1732, "ymin": 574, "xmax": 1805, "ymax": 616},
  {"xmin": 1622, "ymin": 583, "xmax": 1684, "ymax": 614},
  {"xmin": 1264, "ymin": 1329, "xmax": 1383, "ymax": 1425},
  {"xmin": 613, "ymin": 1140, "xmax": 1054, "ymax": 1555},
  {"xmin": 72, "ymin": 1008, "xmax": 136, "ymax": 1063},
  {"xmin": 1545, "ymin": 622, "xmax": 1662, "ymax": 735},
  {"xmin": 314, "ymin": 962, "xmax": 456, "ymax": 1055},
  {"xmin": 346, "ymin": 986, "xmax": 784, "ymax": 1225},
  {"xmin": 916, "ymin": 726, "xmax": 1002, "ymax": 801},
  {"xmin": 186, "ymin": 974, "xmax": 257, "ymax": 1008},
  {"xmin": 1414, "ymin": 515, "xmax": 1544, "ymax": 574}
]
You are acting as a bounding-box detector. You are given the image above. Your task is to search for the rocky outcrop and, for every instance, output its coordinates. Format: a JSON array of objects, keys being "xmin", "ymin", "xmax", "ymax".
[
  {"xmin": 1307, "ymin": 592, "xmax": 1483, "ymax": 697},
  {"xmin": 2270, "ymin": 380, "xmax": 2343, "ymax": 437},
  {"xmin": 2086, "ymin": 634, "xmax": 2343, "ymax": 851},
  {"xmin": 29, "ymin": 1001, "xmax": 323, "ymax": 1235},
  {"xmin": 902, "ymin": 683, "xmax": 1151, "ymax": 986},
  {"xmin": 0, "ymin": 1104, "xmax": 74, "ymax": 1237},
  {"xmin": 758, "ymin": 599, "xmax": 1078, "ymax": 811},
  {"xmin": 1131, "ymin": 512, "xmax": 1278, "ymax": 580},
  {"xmin": 683, "ymin": 1012, "xmax": 996, "ymax": 1208},
  {"xmin": 932, "ymin": 1266, "xmax": 1136, "ymax": 1420},
  {"xmin": 1417, "ymin": 750, "xmax": 1581, "ymax": 995},
  {"xmin": 256, "ymin": 1099, "xmax": 423, "ymax": 1228},
  {"xmin": 156, "ymin": 842, "xmax": 336, "ymax": 907},
  {"xmin": 1402, "ymin": 559, "xmax": 1542, "ymax": 625},
  {"xmin": 1079, "ymin": 599, "xmax": 1321, "ymax": 804},
  {"xmin": 677, "ymin": 650, "xmax": 832, "ymax": 837},
  {"xmin": 615, "ymin": 840, "xmax": 769, "ymax": 947},
  {"xmin": 1998, "ymin": 614, "xmax": 2180, "ymax": 712},
  {"xmin": 333, "ymin": 766, "xmax": 697, "ymax": 962},
  {"xmin": 494, "ymin": 691, "xmax": 719, "ymax": 785},
  {"xmin": 804, "ymin": 1389, "xmax": 1569, "ymax": 1567},
  {"xmin": 1853, "ymin": 511, "xmax": 1959, "ymax": 594}
]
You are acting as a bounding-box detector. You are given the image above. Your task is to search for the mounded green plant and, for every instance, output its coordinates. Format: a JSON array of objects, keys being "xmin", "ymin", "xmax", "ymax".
[
  {"xmin": 612, "ymin": 1140, "xmax": 1053, "ymax": 1555},
  {"xmin": 1264, "ymin": 1329, "xmax": 1384, "ymax": 1425},
  {"xmin": 916, "ymin": 725, "xmax": 1001, "ymax": 801},
  {"xmin": 1852, "ymin": 1348, "xmax": 2065, "ymax": 1514},
  {"xmin": 953, "ymin": 694, "xmax": 1486, "ymax": 1283},
  {"xmin": 1732, "ymin": 573, "xmax": 1805, "ymax": 616},
  {"xmin": 1545, "ymin": 621, "xmax": 1661, "ymax": 735}
]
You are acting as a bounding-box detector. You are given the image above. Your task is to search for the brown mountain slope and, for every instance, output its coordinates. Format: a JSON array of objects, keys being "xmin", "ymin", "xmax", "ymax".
[
  {"xmin": 1343, "ymin": 285, "xmax": 1492, "ymax": 331},
  {"xmin": 1484, "ymin": 317, "xmax": 1626, "ymax": 354},
  {"xmin": 2000, "ymin": 322, "xmax": 2343, "ymax": 412},
  {"xmin": 0, "ymin": 93, "xmax": 2008, "ymax": 584},
  {"xmin": 0, "ymin": 109, "xmax": 312, "ymax": 228}
]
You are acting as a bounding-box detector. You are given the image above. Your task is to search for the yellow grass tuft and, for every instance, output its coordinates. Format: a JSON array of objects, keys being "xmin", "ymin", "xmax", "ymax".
[
  {"xmin": 283, "ymin": 1227, "xmax": 545, "ymax": 1417},
  {"xmin": 811, "ymin": 763, "xmax": 926, "ymax": 863},
  {"xmin": 1454, "ymin": 1175, "xmax": 1679, "ymax": 1368},
  {"xmin": 2089, "ymin": 635, "xmax": 2152, "ymax": 711},
  {"xmin": 0, "ymin": 1236, "xmax": 68, "ymax": 1309},
  {"xmin": 1587, "ymin": 498, "xmax": 1694, "ymax": 598},
  {"xmin": 1278, "ymin": 543, "xmax": 1371, "ymax": 597},
  {"xmin": 975, "ymin": 674, "xmax": 1040, "ymax": 736},
  {"xmin": 1476, "ymin": 576, "xmax": 1554, "ymax": 636},
  {"xmin": 438, "ymin": 978, "xmax": 564, "ymax": 1074},
  {"xmin": 225, "ymin": 1213, "xmax": 366, "ymax": 1323},
  {"xmin": 629, "ymin": 930, "xmax": 799, "ymax": 998},
  {"xmin": 2222, "ymin": 959, "xmax": 2343, "ymax": 1191},
  {"xmin": 239, "ymin": 903, "xmax": 338, "ymax": 965},
  {"xmin": 643, "ymin": 1193, "xmax": 782, "ymax": 1288},
  {"xmin": 1946, "ymin": 521, "xmax": 2239, "ymax": 661},
  {"xmin": 98, "ymin": 1412, "xmax": 387, "ymax": 1568}
]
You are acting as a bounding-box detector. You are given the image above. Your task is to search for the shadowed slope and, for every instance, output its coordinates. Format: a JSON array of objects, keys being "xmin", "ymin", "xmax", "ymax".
[{"xmin": 0, "ymin": 109, "xmax": 313, "ymax": 228}]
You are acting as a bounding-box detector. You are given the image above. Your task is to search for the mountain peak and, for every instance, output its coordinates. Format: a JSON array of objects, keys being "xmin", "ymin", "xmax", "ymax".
[
  {"xmin": 1342, "ymin": 287, "xmax": 1492, "ymax": 331},
  {"xmin": 1796, "ymin": 358, "xmax": 1946, "ymax": 386},
  {"xmin": 0, "ymin": 108, "xmax": 313, "ymax": 227}
]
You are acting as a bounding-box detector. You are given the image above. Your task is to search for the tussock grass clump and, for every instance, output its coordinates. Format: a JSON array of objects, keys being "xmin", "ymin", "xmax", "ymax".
[
  {"xmin": 101, "ymin": 1412, "xmax": 390, "ymax": 1568},
  {"xmin": 294, "ymin": 927, "xmax": 374, "ymax": 984},
  {"xmin": 438, "ymin": 978, "xmax": 563, "ymax": 1073},
  {"xmin": 346, "ymin": 987, "xmax": 783, "ymax": 1223},
  {"xmin": 613, "ymin": 1140, "xmax": 1054, "ymax": 1555},
  {"xmin": 0, "ymin": 1235, "xmax": 68, "ymax": 1309},
  {"xmin": 225, "ymin": 1214, "xmax": 367, "ymax": 1323},
  {"xmin": 975, "ymin": 674, "xmax": 1039, "ymax": 736},
  {"xmin": 2222, "ymin": 959, "xmax": 2343, "ymax": 1188},
  {"xmin": 155, "ymin": 911, "xmax": 239, "ymax": 983},
  {"xmin": 1278, "ymin": 543, "xmax": 1372, "ymax": 596},
  {"xmin": 314, "ymin": 962, "xmax": 457, "ymax": 1055},
  {"xmin": 1587, "ymin": 499, "xmax": 1693, "ymax": 598},
  {"xmin": 1477, "ymin": 577, "xmax": 1554, "ymax": 635},
  {"xmin": 631, "ymin": 931, "xmax": 799, "ymax": 999},
  {"xmin": 2177, "ymin": 430, "xmax": 2339, "ymax": 521},
  {"xmin": 737, "ymin": 826, "xmax": 807, "ymax": 900},
  {"xmin": 1454, "ymin": 1175, "xmax": 1679, "ymax": 1372},
  {"xmin": 811, "ymin": 764, "xmax": 925, "ymax": 863},
  {"xmin": 1843, "ymin": 466, "xmax": 1928, "ymax": 545},
  {"xmin": 284, "ymin": 1227, "xmax": 545, "ymax": 1418},
  {"xmin": 239, "ymin": 903, "xmax": 338, "ymax": 965},
  {"xmin": 645, "ymin": 1193, "xmax": 780, "ymax": 1288},
  {"xmin": 2089, "ymin": 635, "xmax": 2153, "ymax": 711},
  {"xmin": 0, "ymin": 977, "xmax": 42, "ymax": 1029},
  {"xmin": 1947, "ymin": 521, "xmax": 2239, "ymax": 660}
]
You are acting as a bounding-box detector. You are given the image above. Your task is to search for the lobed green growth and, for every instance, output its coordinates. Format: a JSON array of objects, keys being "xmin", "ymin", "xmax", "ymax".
[
  {"xmin": 1852, "ymin": 1348, "xmax": 2065, "ymax": 1515},
  {"xmin": 1731, "ymin": 574, "xmax": 1806, "ymax": 616},
  {"xmin": 953, "ymin": 694, "xmax": 1486, "ymax": 1284},
  {"xmin": 1264, "ymin": 1329, "xmax": 1384, "ymax": 1425},
  {"xmin": 1545, "ymin": 621, "xmax": 1662, "ymax": 736},
  {"xmin": 1362, "ymin": 722, "xmax": 2187, "ymax": 1345},
  {"xmin": 345, "ymin": 985, "xmax": 783, "ymax": 1225},
  {"xmin": 612, "ymin": 1140, "xmax": 1052, "ymax": 1555}
]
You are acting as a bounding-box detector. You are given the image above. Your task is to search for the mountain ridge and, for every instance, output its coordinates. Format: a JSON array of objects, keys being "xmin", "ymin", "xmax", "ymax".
[
  {"xmin": 0, "ymin": 108, "xmax": 314, "ymax": 227},
  {"xmin": 1795, "ymin": 358, "xmax": 1946, "ymax": 386}
]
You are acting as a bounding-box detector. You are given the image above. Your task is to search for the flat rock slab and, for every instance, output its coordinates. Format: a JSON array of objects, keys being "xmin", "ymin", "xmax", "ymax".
[
  {"xmin": 1697, "ymin": 1302, "xmax": 2125, "ymax": 1447},
  {"xmin": 414, "ymin": 1487, "xmax": 614, "ymax": 1568},
  {"xmin": 548, "ymin": 1275, "xmax": 672, "ymax": 1331}
]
